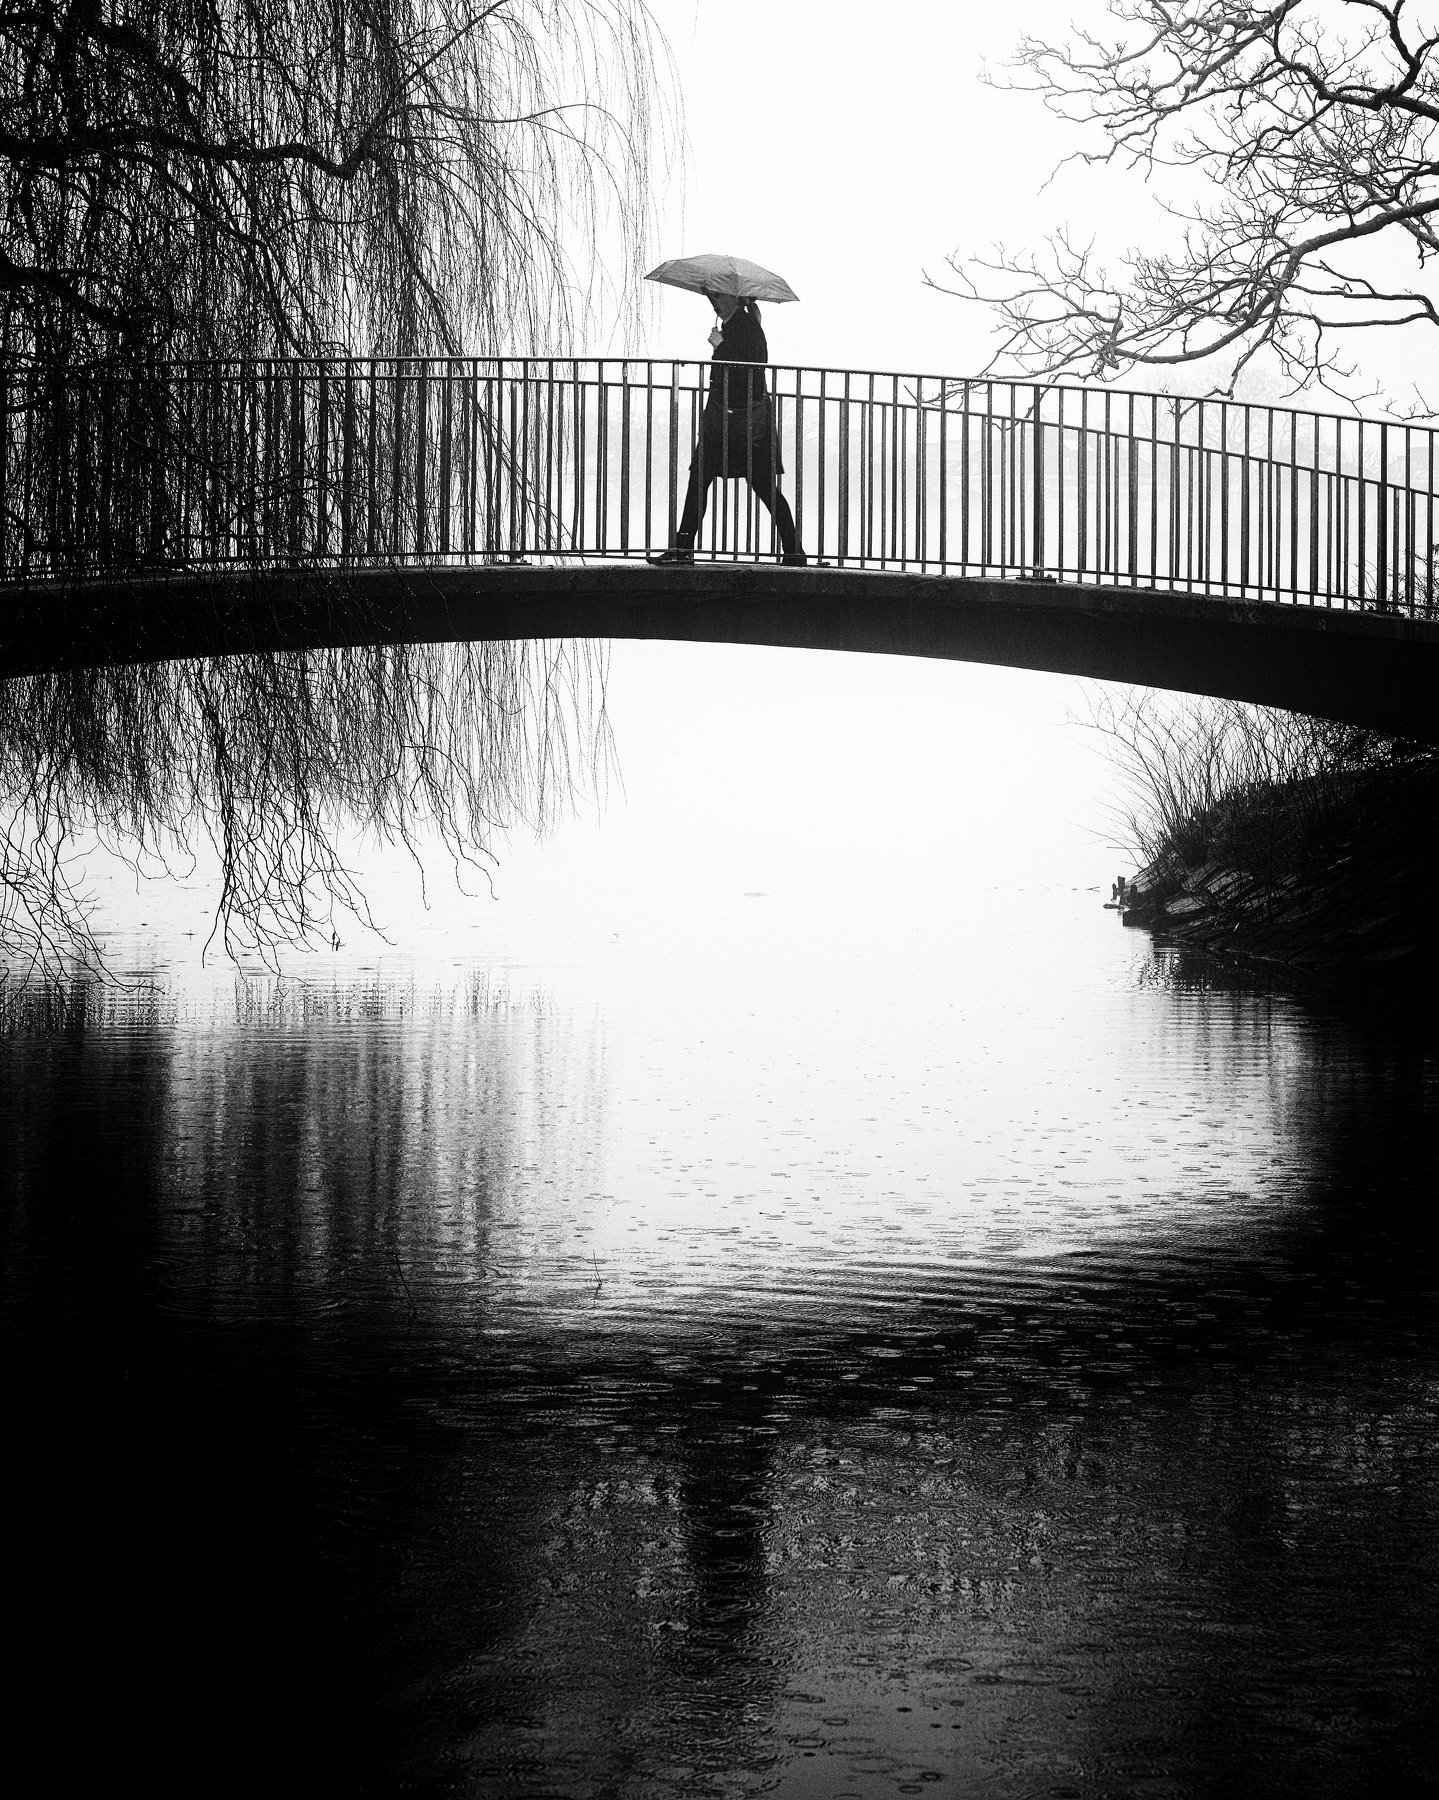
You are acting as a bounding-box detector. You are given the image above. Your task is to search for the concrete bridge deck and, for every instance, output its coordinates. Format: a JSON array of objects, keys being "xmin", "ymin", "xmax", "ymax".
[{"xmin": 5, "ymin": 560, "xmax": 1436, "ymax": 741}]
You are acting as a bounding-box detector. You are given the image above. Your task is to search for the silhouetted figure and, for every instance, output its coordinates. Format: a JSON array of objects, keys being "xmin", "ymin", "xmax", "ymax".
[{"xmin": 650, "ymin": 294, "xmax": 805, "ymax": 565}]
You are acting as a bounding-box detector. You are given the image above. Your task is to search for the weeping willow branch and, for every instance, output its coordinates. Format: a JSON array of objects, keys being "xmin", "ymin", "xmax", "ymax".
[
  {"xmin": 0, "ymin": 635, "xmax": 613, "ymax": 979},
  {"xmin": 0, "ymin": 0, "xmax": 671, "ymax": 982},
  {"xmin": 1, "ymin": 0, "xmax": 678, "ymax": 367}
]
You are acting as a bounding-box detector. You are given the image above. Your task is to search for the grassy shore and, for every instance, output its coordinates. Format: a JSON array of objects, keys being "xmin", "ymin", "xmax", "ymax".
[{"xmin": 1098, "ymin": 695, "xmax": 1439, "ymax": 985}]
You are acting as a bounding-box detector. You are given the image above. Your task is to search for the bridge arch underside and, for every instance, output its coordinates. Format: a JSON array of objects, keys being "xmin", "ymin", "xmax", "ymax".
[{"xmin": 4, "ymin": 564, "xmax": 1438, "ymax": 743}]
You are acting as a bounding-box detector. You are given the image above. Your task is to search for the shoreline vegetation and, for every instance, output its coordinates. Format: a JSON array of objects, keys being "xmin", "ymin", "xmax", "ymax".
[{"xmin": 1097, "ymin": 694, "xmax": 1439, "ymax": 988}]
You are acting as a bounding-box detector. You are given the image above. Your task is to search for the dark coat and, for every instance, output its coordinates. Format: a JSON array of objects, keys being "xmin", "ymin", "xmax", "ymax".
[
  {"xmin": 706, "ymin": 303, "xmax": 769, "ymax": 410},
  {"xmin": 700, "ymin": 301, "xmax": 782, "ymax": 478}
]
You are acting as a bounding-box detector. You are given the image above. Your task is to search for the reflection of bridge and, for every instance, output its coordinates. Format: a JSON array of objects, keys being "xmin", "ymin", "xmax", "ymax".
[{"xmin": 3, "ymin": 357, "xmax": 1438, "ymax": 736}]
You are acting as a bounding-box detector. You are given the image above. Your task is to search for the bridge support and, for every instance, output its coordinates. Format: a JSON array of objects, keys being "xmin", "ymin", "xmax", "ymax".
[{"xmin": 3, "ymin": 563, "xmax": 1438, "ymax": 743}]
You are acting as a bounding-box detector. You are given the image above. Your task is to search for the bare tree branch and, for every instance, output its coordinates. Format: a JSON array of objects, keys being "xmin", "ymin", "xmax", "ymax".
[{"xmin": 935, "ymin": 0, "xmax": 1439, "ymax": 401}]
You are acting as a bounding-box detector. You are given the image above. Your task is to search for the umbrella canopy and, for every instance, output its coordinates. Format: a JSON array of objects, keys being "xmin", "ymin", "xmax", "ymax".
[{"xmin": 646, "ymin": 253, "xmax": 799, "ymax": 304}]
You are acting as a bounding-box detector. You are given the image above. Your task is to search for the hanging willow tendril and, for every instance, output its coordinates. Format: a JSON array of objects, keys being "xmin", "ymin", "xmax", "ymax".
[{"xmin": 0, "ymin": 637, "xmax": 613, "ymax": 978}]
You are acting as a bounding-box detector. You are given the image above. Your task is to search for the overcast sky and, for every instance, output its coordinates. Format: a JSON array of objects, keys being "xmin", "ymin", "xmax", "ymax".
[
  {"xmin": 630, "ymin": 0, "xmax": 1439, "ymax": 406},
  {"xmin": 634, "ymin": 0, "xmax": 1088, "ymax": 374}
]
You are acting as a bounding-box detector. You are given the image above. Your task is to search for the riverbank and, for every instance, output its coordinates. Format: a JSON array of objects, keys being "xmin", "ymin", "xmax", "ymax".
[{"xmin": 1117, "ymin": 754, "xmax": 1439, "ymax": 986}]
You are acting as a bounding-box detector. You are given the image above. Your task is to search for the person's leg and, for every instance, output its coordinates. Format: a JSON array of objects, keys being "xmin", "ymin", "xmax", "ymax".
[
  {"xmin": 676, "ymin": 459, "xmax": 707, "ymax": 546},
  {"xmin": 652, "ymin": 434, "xmax": 714, "ymax": 563},
  {"xmin": 749, "ymin": 441, "xmax": 801, "ymax": 560}
]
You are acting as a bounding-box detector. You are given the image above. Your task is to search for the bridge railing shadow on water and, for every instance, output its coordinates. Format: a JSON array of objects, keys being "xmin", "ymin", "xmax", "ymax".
[{"xmin": 3, "ymin": 356, "xmax": 1438, "ymax": 614}]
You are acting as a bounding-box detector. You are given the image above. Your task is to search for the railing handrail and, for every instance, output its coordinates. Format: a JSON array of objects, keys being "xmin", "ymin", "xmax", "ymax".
[{"xmin": 2, "ymin": 351, "xmax": 1431, "ymax": 442}]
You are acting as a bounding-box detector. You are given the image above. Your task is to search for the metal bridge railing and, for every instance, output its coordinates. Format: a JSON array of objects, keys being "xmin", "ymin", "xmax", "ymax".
[{"xmin": 3, "ymin": 356, "xmax": 1437, "ymax": 613}]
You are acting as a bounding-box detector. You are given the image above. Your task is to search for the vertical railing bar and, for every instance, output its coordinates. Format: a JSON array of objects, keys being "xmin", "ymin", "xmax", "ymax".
[
  {"xmin": 817, "ymin": 369, "xmax": 828, "ymax": 565},
  {"xmin": 1265, "ymin": 406, "xmax": 1276, "ymax": 600},
  {"xmin": 983, "ymin": 381, "xmax": 994, "ymax": 572},
  {"xmin": 1185, "ymin": 410, "xmax": 1196, "ymax": 591},
  {"xmin": 920, "ymin": 382, "xmax": 927, "ymax": 564},
  {"xmin": 573, "ymin": 361, "xmax": 586, "ymax": 552},
  {"xmin": 0, "ymin": 363, "xmax": 9, "ymax": 577},
  {"xmin": 1077, "ymin": 388, "xmax": 1087, "ymax": 578},
  {"xmin": 1238, "ymin": 401, "xmax": 1250, "ymax": 597},
  {"xmin": 1376, "ymin": 420, "xmax": 1388, "ymax": 610},
  {"xmin": 896, "ymin": 375, "xmax": 906, "ymax": 567},
  {"xmin": 521, "ymin": 357, "xmax": 535, "ymax": 558},
  {"xmin": 1148, "ymin": 393, "xmax": 1158, "ymax": 588},
  {"xmin": 416, "ymin": 359, "xmax": 430, "ymax": 560},
  {"xmin": 794, "ymin": 370, "xmax": 806, "ymax": 559},
  {"xmin": 1127, "ymin": 390, "xmax": 1138, "ymax": 583},
  {"xmin": 868, "ymin": 378, "xmax": 878, "ymax": 554},
  {"xmin": 1169, "ymin": 398, "xmax": 1181, "ymax": 591},
  {"xmin": 880, "ymin": 377, "xmax": 890, "ymax": 565},
  {"xmin": 437, "ymin": 364, "xmax": 451, "ymax": 559},
  {"xmin": 892, "ymin": 373, "xmax": 902, "ymax": 566},
  {"xmin": 667, "ymin": 363, "xmax": 679, "ymax": 550},
  {"xmin": 1356, "ymin": 419, "xmax": 1367, "ymax": 609},
  {"xmin": 855, "ymin": 378, "xmax": 865, "ymax": 564},
  {"xmin": 1310, "ymin": 414, "xmax": 1321, "ymax": 603},
  {"xmin": 1289, "ymin": 410, "xmax": 1300, "ymax": 604},
  {"xmin": 691, "ymin": 365, "xmax": 704, "ymax": 557},
  {"xmin": 288, "ymin": 360, "xmax": 302, "ymax": 563},
  {"xmin": 720, "ymin": 364, "xmax": 731, "ymax": 559},
  {"xmin": 1322, "ymin": 441, "xmax": 1331, "ymax": 605},
  {"xmin": 340, "ymin": 363, "xmax": 354, "ymax": 562},
  {"xmin": 1197, "ymin": 399, "xmax": 1208, "ymax": 593},
  {"xmin": 1217, "ymin": 399, "xmax": 1229, "ymax": 595},
  {"xmin": 839, "ymin": 372, "xmax": 850, "ymax": 565},
  {"xmin": 548, "ymin": 362, "xmax": 558, "ymax": 554},
  {"xmin": 1016, "ymin": 382, "xmax": 1024, "ymax": 572},
  {"xmin": 364, "ymin": 363, "xmax": 377, "ymax": 559},
  {"xmin": 465, "ymin": 359, "xmax": 478, "ymax": 559},
  {"xmin": 643, "ymin": 361, "xmax": 653, "ymax": 555},
  {"xmin": 1428, "ymin": 427, "xmax": 1435, "ymax": 618},
  {"xmin": 1101, "ymin": 388, "xmax": 1111, "ymax": 580},
  {"xmin": 1000, "ymin": 385, "xmax": 1010, "ymax": 571},
  {"xmin": 597, "ymin": 359, "xmax": 609, "ymax": 555},
  {"xmin": 1333, "ymin": 427, "xmax": 1342, "ymax": 606},
  {"xmin": 1404, "ymin": 422, "xmax": 1414, "ymax": 612},
  {"xmin": 860, "ymin": 385, "xmax": 871, "ymax": 563},
  {"xmin": 513, "ymin": 356, "xmax": 526, "ymax": 557},
  {"xmin": 937, "ymin": 377, "xmax": 948, "ymax": 569},
  {"xmin": 620, "ymin": 364, "xmax": 632, "ymax": 555},
  {"xmin": 872, "ymin": 376, "xmax": 880, "ymax": 564},
  {"xmin": 1057, "ymin": 386, "xmax": 1067, "ymax": 581},
  {"xmin": 960, "ymin": 380, "xmax": 971, "ymax": 571}
]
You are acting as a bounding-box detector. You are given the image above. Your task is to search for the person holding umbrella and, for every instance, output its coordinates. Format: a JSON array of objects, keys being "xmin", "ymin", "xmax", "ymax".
[{"xmin": 645, "ymin": 254, "xmax": 807, "ymax": 567}]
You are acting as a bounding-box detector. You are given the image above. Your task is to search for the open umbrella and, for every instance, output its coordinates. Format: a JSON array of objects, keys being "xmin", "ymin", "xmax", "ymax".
[{"xmin": 646, "ymin": 253, "xmax": 799, "ymax": 304}]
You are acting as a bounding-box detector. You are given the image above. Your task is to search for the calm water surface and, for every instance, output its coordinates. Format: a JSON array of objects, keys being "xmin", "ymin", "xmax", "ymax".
[{"xmin": 3, "ymin": 649, "xmax": 1437, "ymax": 1798}]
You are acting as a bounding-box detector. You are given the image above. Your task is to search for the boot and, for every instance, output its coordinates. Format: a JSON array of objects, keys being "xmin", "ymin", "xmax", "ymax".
[{"xmin": 648, "ymin": 537, "xmax": 694, "ymax": 567}]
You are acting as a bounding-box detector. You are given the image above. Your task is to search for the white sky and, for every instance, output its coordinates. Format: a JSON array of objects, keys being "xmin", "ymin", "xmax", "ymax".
[
  {"xmin": 628, "ymin": 0, "xmax": 1439, "ymax": 403},
  {"xmin": 634, "ymin": 0, "xmax": 1092, "ymax": 376}
]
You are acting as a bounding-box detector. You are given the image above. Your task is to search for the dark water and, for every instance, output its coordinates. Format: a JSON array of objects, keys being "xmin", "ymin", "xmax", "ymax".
[{"xmin": 4, "ymin": 922, "xmax": 1438, "ymax": 1799}]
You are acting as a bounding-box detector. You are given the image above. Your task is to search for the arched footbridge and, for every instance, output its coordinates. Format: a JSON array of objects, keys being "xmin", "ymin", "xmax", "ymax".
[{"xmin": 4, "ymin": 357, "xmax": 1439, "ymax": 739}]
